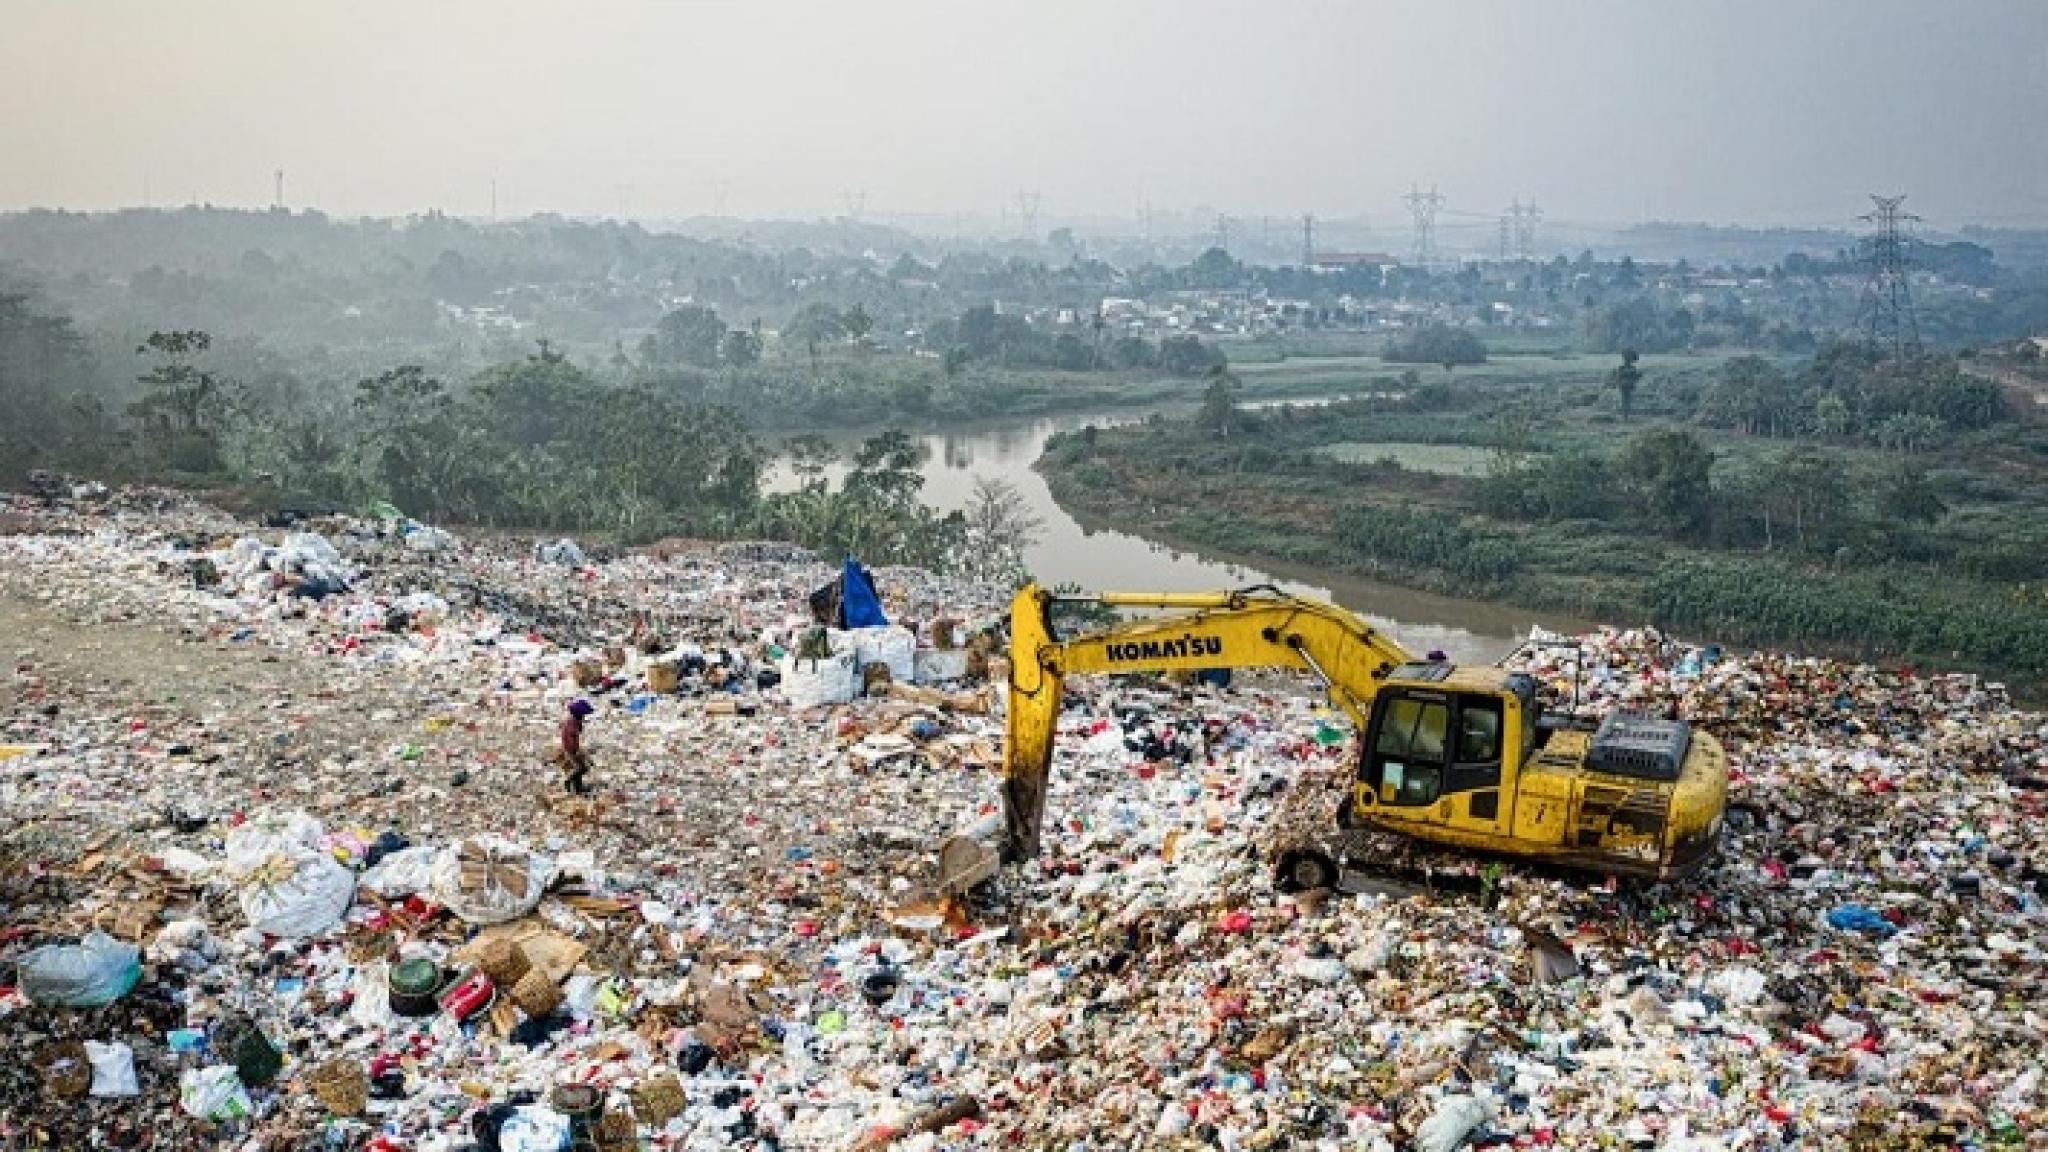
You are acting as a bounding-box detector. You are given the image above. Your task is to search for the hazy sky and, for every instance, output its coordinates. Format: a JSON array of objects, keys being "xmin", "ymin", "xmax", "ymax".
[{"xmin": 4, "ymin": 0, "xmax": 2045, "ymax": 230}]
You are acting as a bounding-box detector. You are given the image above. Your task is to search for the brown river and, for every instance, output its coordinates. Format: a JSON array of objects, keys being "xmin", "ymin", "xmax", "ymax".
[{"xmin": 769, "ymin": 400, "xmax": 1596, "ymax": 664}]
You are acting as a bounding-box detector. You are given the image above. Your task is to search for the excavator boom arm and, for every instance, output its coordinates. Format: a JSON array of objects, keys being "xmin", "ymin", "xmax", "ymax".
[{"xmin": 1000, "ymin": 584, "xmax": 1414, "ymax": 860}]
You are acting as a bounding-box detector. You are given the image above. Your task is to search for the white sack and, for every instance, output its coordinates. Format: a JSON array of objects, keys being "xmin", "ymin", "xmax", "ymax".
[
  {"xmin": 850, "ymin": 625, "xmax": 916, "ymax": 684},
  {"xmin": 780, "ymin": 653, "xmax": 858, "ymax": 709},
  {"xmin": 430, "ymin": 835, "xmax": 555, "ymax": 925},
  {"xmin": 237, "ymin": 847, "xmax": 354, "ymax": 939}
]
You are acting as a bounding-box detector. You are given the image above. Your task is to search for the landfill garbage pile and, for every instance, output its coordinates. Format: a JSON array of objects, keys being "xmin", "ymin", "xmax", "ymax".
[{"xmin": 2, "ymin": 488, "xmax": 2045, "ymax": 1151}]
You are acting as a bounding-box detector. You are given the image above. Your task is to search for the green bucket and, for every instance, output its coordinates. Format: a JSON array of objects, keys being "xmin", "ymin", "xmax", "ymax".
[{"xmin": 390, "ymin": 958, "xmax": 445, "ymax": 1017}]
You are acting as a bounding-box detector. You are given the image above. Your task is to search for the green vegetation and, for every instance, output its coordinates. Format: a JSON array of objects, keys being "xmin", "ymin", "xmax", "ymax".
[
  {"xmin": 755, "ymin": 429, "xmax": 967, "ymax": 571},
  {"xmin": 10, "ymin": 206, "xmax": 2048, "ymax": 662},
  {"xmin": 1694, "ymin": 345, "xmax": 2003, "ymax": 448},
  {"xmin": 1312, "ymin": 442, "xmax": 1503, "ymax": 475},
  {"xmin": 1042, "ymin": 343, "xmax": 2048, "ymax": 686},
  {"xmin": 0, "ymin": 301, "xmax": 1044, "ymax": 577},
  {"xmin": 1382, "ymin": 324, "xmax": 1487, "ymax": 367}
]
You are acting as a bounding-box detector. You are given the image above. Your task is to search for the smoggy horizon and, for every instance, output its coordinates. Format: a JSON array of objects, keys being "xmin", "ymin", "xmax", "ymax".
[{"xmin": 4, "ymin": 0, "xmax": 2045, "ymax": 232}]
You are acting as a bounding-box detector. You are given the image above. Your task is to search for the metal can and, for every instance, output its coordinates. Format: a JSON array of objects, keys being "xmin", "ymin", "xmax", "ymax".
[{"xmin": 439, "ymin": 970, "xmax": 495, "ymax": 1022}]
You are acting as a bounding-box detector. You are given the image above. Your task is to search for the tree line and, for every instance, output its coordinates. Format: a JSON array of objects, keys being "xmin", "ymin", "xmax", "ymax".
[{"xmin": 4, "ymin": 291, "xmax": 1055, "ymax": 577}]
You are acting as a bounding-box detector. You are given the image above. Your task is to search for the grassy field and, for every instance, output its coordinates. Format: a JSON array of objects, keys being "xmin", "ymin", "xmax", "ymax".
[
  {"xmin": 1312, "ymin": 441, "xmax": 1508, "ymax": 475},
  {"xmin": 1228, "ymin": 345, "xmax": 1754, "ymax": 391}
]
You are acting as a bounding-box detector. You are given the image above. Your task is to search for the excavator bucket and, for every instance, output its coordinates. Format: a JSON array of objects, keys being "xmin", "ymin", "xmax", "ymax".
[
  {"xmin": 936, "ymin": 833, "xmax": 1000, "ymax": 893},
  {"xmin": 936, "ymin": 811, "xmax": 1002, "ymax": 894}
]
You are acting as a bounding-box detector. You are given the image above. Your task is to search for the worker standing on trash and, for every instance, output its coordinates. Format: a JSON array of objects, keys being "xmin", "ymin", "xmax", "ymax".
[{"xmin": 554, "ymin": 699, "xmax": 596, "ymax": 794}]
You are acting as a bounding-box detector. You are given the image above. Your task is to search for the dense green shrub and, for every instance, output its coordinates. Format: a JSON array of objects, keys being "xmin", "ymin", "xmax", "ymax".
[
  {"xmin": 1382, "ymin": 324, "xmax": 1487, "ymax": 367},
  {"xmin": 1335, "ymin": 505, "xmax": 1519, "ymax": 586}
]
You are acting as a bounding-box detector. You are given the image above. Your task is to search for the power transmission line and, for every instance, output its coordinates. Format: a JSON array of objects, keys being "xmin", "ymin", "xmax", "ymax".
[
  {"xmin": 1016, "ymin": 191, "xmax": 1041, "ymax": 239},
  {"xmin": 1403, "ymin": 185, "xmax": 1444, "ymax": 269},
  {"xmin": 1857, "ymin": 193, "xmax": 1920, "ymax": 358},
  {"xmin": 1515, "ymin": 201, "xmax": 1542, "ymax": 260}
]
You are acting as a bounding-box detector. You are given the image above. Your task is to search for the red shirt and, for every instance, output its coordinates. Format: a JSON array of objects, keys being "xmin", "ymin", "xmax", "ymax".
[{"xmin": 560, "ymin": 715, "xmax": 584, "ymax": 756}]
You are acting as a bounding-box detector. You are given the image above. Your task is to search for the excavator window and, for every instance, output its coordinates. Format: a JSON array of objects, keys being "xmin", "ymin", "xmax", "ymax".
[
  {"xmin": 1368, "ymin": 694, "xmax": 1449, "ymax": 806},
  {"xmin": 1457, "ymin": 702, "xmax": 1502, "ymax": 762},
  {"xmin": 1446, "ymin": 696, "xmax": 1506, "ymax": 820}
]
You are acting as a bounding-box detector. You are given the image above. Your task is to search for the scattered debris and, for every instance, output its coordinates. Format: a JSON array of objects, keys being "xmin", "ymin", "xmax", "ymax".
[{"xmin": 0, "ymin": 488, "xmax": 2043, "ymax": 1148}]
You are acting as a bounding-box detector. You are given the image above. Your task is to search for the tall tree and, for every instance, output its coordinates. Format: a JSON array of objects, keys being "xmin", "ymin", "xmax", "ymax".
[
  {"xmin": 1199, "ymin": 366, "xmax": 1243, "ymax": 439},
  {"xmin": 647, "ymin": 305, "xmax": 727, "ymax": 368},
  {"xmin": 721, "ymin": 328, "xmax": 762, "ymax": 368},
  {"xmin": 355, "ymin": 364, "xmax": 467, "ymax": 516},
  {"xmin": 842, "ymin": 304, "xmax": 874, "ymax": 344},
  {"xmin": 957, "ymin": 476, "xmax": 1045, "ymax": 585},
  {"xmin": 783, "ymin": 303, "xmax": 845, "ymax": 364},
  {"xmin": 0, "ymin": 291, "xmax": 96, "ymax": 474},
  {"xmin": 1620, "ymin": 428, "xmax": 1714, "ymax": 540},
  {"xmin": 1610, "ymin": 348, "xmax": 1643, "ymax": 422},
  {"xmin": 783, "ymin": 434, "xmax": 838, "ymax": 494},
  {"xmin": 130, "ymin": 330, "xmax": 228, "ymax": 472}
]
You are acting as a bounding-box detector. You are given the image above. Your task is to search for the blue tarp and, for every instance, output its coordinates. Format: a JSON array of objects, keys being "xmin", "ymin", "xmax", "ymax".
[{"xmin": 841, "ymin": 558, "xmax": 888, "ymax": 628}]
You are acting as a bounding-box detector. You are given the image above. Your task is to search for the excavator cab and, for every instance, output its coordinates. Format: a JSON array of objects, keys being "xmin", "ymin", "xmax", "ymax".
[{"xmin": 1349, "ymin": 663, "xmax": 1533, "ymax": 832}]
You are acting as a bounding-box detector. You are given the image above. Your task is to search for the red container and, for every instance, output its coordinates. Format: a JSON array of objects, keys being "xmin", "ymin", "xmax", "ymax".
[{"xmin": 439, "ymin": 971, "xmax": 495, "ymax": 1021}]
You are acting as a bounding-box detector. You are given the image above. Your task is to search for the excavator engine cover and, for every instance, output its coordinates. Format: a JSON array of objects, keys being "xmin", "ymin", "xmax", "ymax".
[{"xmin": 1586, "ymin": 713, "xmax": 1691, "ymax": 782}]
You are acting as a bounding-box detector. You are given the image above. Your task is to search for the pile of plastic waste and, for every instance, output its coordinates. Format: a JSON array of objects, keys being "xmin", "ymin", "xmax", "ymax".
[{"xmin": 1, "ymin": 489, "xmax": 2042, "ymax": 1150}]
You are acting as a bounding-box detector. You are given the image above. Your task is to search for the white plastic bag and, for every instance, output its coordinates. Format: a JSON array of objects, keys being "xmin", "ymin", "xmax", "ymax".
[
  {"xmin": 391, "ymin": 591, "xmax": 451, "ymax": 621},
  {"xmin": 350, "ymin": 961, "xmax": 394, "ymax": 1028},
  {"xmin": 18, "ymin": 931, "xmax": 142, "ymax": 1007},
  {"xmin": 158, "ymin": 846, "xmax": 215, "ymax": 880},
  {"xmin": 431, "ymin": 836, "xmax": 555, "ymax": 925},
  {"xmin": 222, "ymin": 811, "xmax": 353, "ymax": 938},
  {"xmin": 536, "ymin": 538, "xmax": 585, "ymax": 566},
  {"xmin": 780, "ymin": 653, "xmax": 858, "ymax": 708},
  {"xmin": 498, "ymin": 1104, "xmax": 571, "ymax": 1152},
  {"xmin": 279, "ymin": 532, "xmax": 341, "ymax": 568},
  {"xmin": 148, "ymin": 919, "xmax": 219, "ymax": 973},
  {"xmin": 237, "ymin": 847, "xmax": 354, "ymax": 939},
  {"xmin": 179, "ymin": 1065, "xmax": 253, "ymax": 1121},
  {"xmin": 1710, "ymin": 965, "xmax": 1767, "ymax": 1007},
  {"xmin": 85, "ymin": 1041, "xmax": 139, "ymax": 1097},
  {"xmin": 224, "ymin": 811, "xmax": 325, "ymax": 869},
  {"xmin": 1413, "ymin": 1094, "xmax": 1491, "ymax": 1152},
  {"xmin": 404, "ymin": 526, "xmax": 457, "ymax": 553}
]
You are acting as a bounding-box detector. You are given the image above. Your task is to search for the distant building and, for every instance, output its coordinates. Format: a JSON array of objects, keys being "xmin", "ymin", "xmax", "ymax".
[{"xmin": 1309, "ymin": 252, "xmax": 1400, "ymax": 273}]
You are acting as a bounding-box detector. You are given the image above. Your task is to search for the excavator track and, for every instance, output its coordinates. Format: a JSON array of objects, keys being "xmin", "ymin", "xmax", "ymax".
[
  {"xmin": 1264, "ymin": 767, "xmax": 1660, "ymax": 901},
  {"xmin": 1271, "ymin": 828, "xmax": 1640, "ymax": 901},
  {"xmin": 1273, "ymin": 826, "xmax": 1500, "ymax": 900},
  {"xmin": 1263, "ymin": 765, "xmax": 1478, "ymax": 898}
]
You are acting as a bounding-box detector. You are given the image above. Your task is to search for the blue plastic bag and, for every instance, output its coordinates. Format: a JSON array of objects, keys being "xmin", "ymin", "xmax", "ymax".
[
  {"xmin": 19, "ymin": 931, "xmax": 142, "ymax": 1007},
  {"xmin": 1825, "ymin": 904, "xmax": 1896, "ymax": 937},
  {"xmin": 840, "ymin": 558, "xmax": 888, "ymax": 628}
]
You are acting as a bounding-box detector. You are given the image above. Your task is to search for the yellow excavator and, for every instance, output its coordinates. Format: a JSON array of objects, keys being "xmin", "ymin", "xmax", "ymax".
[{"xmin": 958, "ymin": 583, "xmax": 1727, "ymax": 891}]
